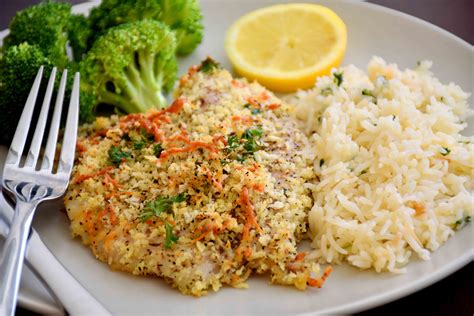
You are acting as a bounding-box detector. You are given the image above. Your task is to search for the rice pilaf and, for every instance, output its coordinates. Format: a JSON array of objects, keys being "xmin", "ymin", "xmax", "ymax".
[{"xmin": 290, "ymin": 57, "xmax": 473, "ymax": 273}]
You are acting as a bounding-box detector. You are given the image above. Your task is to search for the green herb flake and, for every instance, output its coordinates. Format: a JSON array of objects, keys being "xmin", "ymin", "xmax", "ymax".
[
  {"xmin": 251, "ymin": 108, "xmax": 261, "ymax": 115},
  {"xmin": 140, "ymin": 128, "xmax": 155, "ymax": 142},
  {"xmin": 362, "ymin": 89, "xmax": 375, "ymax": 98},
  {"xmin": 333, "ymin": 71, "xmax": 343, "ymax": 87},
  {"xmin": 139, "ymin": 194, "xmax": 187, "ymax": 222},
  {"xmin": 453, "ymin": 216, "xmax": 471, "ymax": 230},
  {"xmin": 359, "ymin": 168, "xmax": 368, "ymax": 176},
  {"xmin": 199, "ymin": 57, "xmax": 220, "ymax": 74},
  {"xmin": 242, "ymin": 127, "xmax": 263, "ymax": 154},
  {"xmin": 319, "ymin": 159, "xmax": 325, "ymax": 167},
  {"xmin": 153, "ymin": 143, "xmax": 164, "ymax": 157},
  {"xmin": 242, "ymin": 127, "xmax": 263, "ymax": 139},
  {"xmin": 226, "ymin": 134, "xmax": 240, "ymax": 151},
  {"xmin": 164, "ymin": 222, "xmax": 179, "ymax": 249},
  {"xmin": 108, "ymin": 146, "xmax": 131, "ymax": 165},
  {"xmin": 243, "ymin": 103, "xmax": 261, "ymax": 115},
  {"xmin": 321, "ymin": 87, "xmax": 333, "ymax": 96},
  {"xmin": 133, "ymin": 140, "xmax": 146, "ymax": 150},
  {"xmin": 440, "ymin": 147, "xmax": 451, "ymax": 156}
]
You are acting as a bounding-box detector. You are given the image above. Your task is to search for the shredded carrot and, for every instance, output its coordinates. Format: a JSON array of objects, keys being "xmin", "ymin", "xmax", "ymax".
[
  {"xmin": 72, "ymin": 166, "xmax": 114, "ymax": 184},
  {"xmin": 179, "ymin": 76, "xmax": 188, "ymax": 86},
  {"xmin": 231, "ymin": 79, "xmax": 246, "ymax": 88},
  {"xmin": 97, "ymin": 209, "xmax": 108, "ymax": 220},
  {"xmin": 193, "ymin": 223, "xmax": 214, "ymax": 242},
  {"xmin": 247, "ymin": 162, "xmax": 260, "ymax": 172},
  {"xmin": 188, "ymin": 65, "xmax": 198, "ymax": 77},
  {"xmin": 94, "ymin": 129, "xmax": 108, "ymax": 138},
  {"xmin": 267, "ymin": 103, "xmax": 281, "ymax": 110},
  {"xmin": 252, "ymin": 183, "xmax": 264, "ymax": 192},
  {"xmin": 76, "ymin": 142, "xmax": 87, "ymax": 153},
  {"xmin": 231, "ymin": 115, "xmax": 254, "ymax": 124},
  {"xmin": 106, "ymin": 204, "xmax": 118, "ymax": 225},
  {"xmin": 160, "ymin": 141, "xmax": 217, "ymax": 160},
  {"xmin": 259, "ymin": 91, "xmax": 270, "ymax": 101},
  {"xmin": 295, "ymin": 252, "xmax": 306, "ymax": 262},
  {"xmin": 104, "ymin": 173, "xmax": 122, "ymax": 188},
  {"xmin": 307, "ymin": 266, "xmax": 333, "ymax": 288},
  {"xmin": 237, "ymin": 187, "xmax": 262, "ymax": 242},
  {"xmin": 104, "ymin": 230, "xmax": 117, "ymax": 253},
  {"xmin": 205, "ymin": 168, "xmax": 223, "ymax": 191},
  {"xmin": 120, "ymin": 112, "xmax": 167, "ymax": 142},
  {"xmin": 247, "ymin": 97, "xmax": 260, "ymax": 108},
  {"xmin": 165, "ymin": 98, "xmax": 185, "ymax": 114},
  {"xmin": 212, "ymin": 134, "xmax": 226, "ymax": 146},
  {"xmin": 166, "ymin": 132, "xmax": 191, "ymax": 145}
]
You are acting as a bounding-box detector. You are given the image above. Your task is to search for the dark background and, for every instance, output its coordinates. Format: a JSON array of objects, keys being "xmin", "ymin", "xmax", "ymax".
[{"xmin": 1, "ymin": 0, "xmax": 473, "ymax": 315}]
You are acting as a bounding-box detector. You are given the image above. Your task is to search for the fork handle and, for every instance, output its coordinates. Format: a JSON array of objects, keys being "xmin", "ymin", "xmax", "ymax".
[{"xmin": 0, "ymin": 200, "xmax": 37, "ymax": 316}]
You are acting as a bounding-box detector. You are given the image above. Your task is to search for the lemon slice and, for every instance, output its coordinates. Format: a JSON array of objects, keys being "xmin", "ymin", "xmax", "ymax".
[{"xmin": 225, "ymin": 4, "xmax": 347, "ymax": 92}]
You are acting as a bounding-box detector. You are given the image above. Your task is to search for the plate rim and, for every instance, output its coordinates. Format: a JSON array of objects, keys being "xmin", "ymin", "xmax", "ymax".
[{"xmin": 0, "ymin": 0, "xmax": 472, "ymax": 314}]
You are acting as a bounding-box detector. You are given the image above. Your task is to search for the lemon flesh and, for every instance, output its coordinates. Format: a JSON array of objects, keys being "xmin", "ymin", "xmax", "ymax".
[{"xmin": 225, "ymin": 4, "xmax": 347, "ymax": 92}]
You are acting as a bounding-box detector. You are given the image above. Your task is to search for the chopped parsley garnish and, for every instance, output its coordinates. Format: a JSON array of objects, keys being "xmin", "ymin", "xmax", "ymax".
[
  {"xmin": 251, "ymin": 108, "xmax": 261, "ymax": 115},
  {"xmin": 243, "ymin": 126, "xmax": 263, "ymax": 139},
  {"xmin": 453, "ymin": 216, "xmax": 471, "ymax": 230},
  {"xmin": 362, "ymin": 89, "xmax": 375, "ymax": 98},
  {"xmin": 321, "ymin": 87, "xmax": 333, "ymax": 96},
  {"xmin": 242, "ymin": 127, "xmax": 263, "ymax": 156},
  {"xmin": 359, "ymin": 168, "xmax": 368, "ymax": 176},
  {"xmin": 164, "ymin": 223, "xmax": 179, "ymax": 249},
  {"xmin": 222, "ymin": 127, "xmax": 264, "ymax": 163},
  {"xmin": 153, "ymin": 143, "xmax": 164, "ymax": 157},
  {"xmin": 226, "ymin": 134, "xmax": 240, "ymax": 151},
  {"xmin": 199, "ymin": 57, "xmax": 220, "ymax": 73},
  {"xmin": 133, "ymin": 140, "xmax": 146, "ymax": 150},
  {"xmin": 108, "ymin": 146, "xmax": 131, "ymax": 165},
  {"xmin": 140, "ymin": 128, "xmax": 155, "ymax": 142},
  {"xmin": 139, "ymin": 194, "xmax": 187, "ymax": 222},
  {"xmin": 333, "ymin": 71, "xmax": 343, "ymax": 87},
  {"xmin": 440, "ymin": 147, "xmax": 451, "ymax": 156},
  {"xmin": 319, "ymin": 159, "xmax": 325, "ymax": 167}
]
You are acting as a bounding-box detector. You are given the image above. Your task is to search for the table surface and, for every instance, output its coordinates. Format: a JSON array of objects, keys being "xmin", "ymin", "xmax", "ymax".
[{"xmin": 1, "ymin": 0, "xmax": 473, "ymax": 315}]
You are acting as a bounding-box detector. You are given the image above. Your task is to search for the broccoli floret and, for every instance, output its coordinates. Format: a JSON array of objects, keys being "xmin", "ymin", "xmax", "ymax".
[
  {"xmin": 2, "ymin": 2, "xmax": 72, "ymax": 69},
  {"xmin": 79, "ymin": 20, "xmax": 178, "ymax": 117},
  {"xmin": 0, "ymin": 43, "xmax": 55, "ymax": 145},
  {"xmin": 68, "ymin": 14, "xmax": 93, "ymax": 62},
  {"xmin": 88, "ymin": 0, "xmax": 203, "ymax": 56},
  {"xmin": 158, "ymin": 0, "xmax": 203, "ymax": 55}
]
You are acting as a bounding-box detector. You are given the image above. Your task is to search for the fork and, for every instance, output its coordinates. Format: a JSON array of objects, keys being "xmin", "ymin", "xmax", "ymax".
[{"xmin": 0, "ymin": 66, "xmax": 79, "ymax": 316}]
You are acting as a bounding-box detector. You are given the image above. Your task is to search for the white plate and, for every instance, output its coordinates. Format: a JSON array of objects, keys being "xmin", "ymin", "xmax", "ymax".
[{"xmin": 1, "ymin": 0, "xmax": 473, "ymax": 314}]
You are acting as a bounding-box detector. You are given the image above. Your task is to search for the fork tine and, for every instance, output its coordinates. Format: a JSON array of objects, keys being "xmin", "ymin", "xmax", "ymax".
[
  {"xmin": 5, "ymin": 66, "xmax": 44, "ymax": 166},
  {"xmin": 24, "ymin": 68, "xmax": 57, "ymax": 168},
  {"xmin": 57, "ymin": 72, "xmax": 79, "ymax": 175},
  {"xmin": 41, "ymin": 69, "xmax": 68, "ymax": 171}
]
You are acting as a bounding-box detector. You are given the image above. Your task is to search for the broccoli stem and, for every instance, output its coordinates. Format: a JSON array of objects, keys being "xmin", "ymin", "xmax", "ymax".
[{"xmin": 99, "ymin": 51, "xmax": 167, "ymax": 113}]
